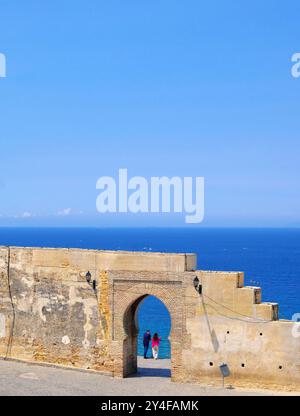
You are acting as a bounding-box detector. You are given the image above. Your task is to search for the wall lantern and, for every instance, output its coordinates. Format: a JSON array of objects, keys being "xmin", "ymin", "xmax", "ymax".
[
  {"xmin": 193, "ymin": 276, "xmax": 202, "ymax": 294},
  {"xmin": 86, "ymin": 271, "xmax": 97, "ymax": 292},
  {"xmin": 86, "ymin": 271, "xmax": 92, "ymax": 284}
]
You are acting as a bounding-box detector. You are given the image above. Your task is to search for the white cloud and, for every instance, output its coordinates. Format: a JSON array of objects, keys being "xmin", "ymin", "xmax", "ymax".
[
  {"xmin": 57, "ymin": 208, "xmax": 72, "ymax": 216},
  {"xmin": 22, "ymin": 211, "xmax": 35, "ymax": 218}
]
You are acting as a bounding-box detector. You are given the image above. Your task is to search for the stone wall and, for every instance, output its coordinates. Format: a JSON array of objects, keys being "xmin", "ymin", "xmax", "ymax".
[
  {"xmin": 0, "ymin": 246, "xmax": 299, "ymax": 391},
  {"xmin": 184, "ymin": 271, "xmax": 300, "ymax": 391}
]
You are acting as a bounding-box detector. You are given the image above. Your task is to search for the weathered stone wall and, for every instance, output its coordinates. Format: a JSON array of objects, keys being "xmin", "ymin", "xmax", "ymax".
[
  {"xmin": 0, "ymin": 246, "xmax": 299, "ymax": 391},
  {"xmin": 0, "ymin": 247, "xmax": 195, "ymax": 374},
  {"xmin": 0, "ymin": 246, "xmax": 112, "ymax": 372},
  {"xmin": 183, "ymin": 271, "xmax": 300, "ymax": 391}
]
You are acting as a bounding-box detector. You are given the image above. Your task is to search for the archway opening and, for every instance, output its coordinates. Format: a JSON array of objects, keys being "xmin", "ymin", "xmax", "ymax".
[{"xmin": 123, "ymin": 295, "xmax": 171, "ymax": 378}]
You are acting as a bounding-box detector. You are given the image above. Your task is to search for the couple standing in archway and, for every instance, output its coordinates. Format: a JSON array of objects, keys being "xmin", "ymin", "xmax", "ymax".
[{"xmin": 143, "ymin": 330, "xmax": 162, "ymax": 360}]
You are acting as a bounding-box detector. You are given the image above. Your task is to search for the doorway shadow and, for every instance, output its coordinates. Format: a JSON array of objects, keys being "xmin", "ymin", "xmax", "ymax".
[
  {"xmin": 132, "ymin": 356, "xmax": 171, "ymax": 378},
  {"xmin": 130, "ymin": 366, "xmax": 171, "ymax": 378}
]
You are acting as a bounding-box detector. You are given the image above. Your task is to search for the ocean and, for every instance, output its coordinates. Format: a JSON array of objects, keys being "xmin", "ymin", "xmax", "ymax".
[{"xmin": 0, "ymin": 227, "xmax": 299, "ymax": 358}]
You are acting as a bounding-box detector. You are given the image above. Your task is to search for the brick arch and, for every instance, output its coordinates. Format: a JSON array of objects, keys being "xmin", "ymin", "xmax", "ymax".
[
  {"xmin": 108, "ymin": 272, "xmax": 186, "ymax": 378},
  {"xmin": 123, "ymin": 294, "xmax": 149, "ymax": 339}
]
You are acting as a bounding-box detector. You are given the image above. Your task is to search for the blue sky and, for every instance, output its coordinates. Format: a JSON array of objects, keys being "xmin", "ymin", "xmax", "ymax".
[{"xmin": 0, "ymin": 1, "xmax": 299, "ymax": 227}]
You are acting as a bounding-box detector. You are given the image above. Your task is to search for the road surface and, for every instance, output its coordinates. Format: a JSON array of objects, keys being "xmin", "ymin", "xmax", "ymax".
[{"xmin": 0, "ymin": 357, "xmax": 297, "ymax": 396}]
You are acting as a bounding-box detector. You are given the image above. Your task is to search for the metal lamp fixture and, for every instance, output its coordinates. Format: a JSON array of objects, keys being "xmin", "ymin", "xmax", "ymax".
[
  {"xmin": 193, "ymin": 276, "xmax": 199, "ymax": 290},
  {"xmin": 86, "ymin": 271, "xmax": 92, "ymax": 284},
  {"xmin": 193, "ymin": 276, "xmax": 202, "ymax": 294},
  {"xmin": 86, "ymin": 271, "xmax": 97, "ymax": 291}
]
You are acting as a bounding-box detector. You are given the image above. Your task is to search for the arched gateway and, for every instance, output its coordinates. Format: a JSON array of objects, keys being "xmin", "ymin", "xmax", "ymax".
[
  {"xmin": 108, "ymin": 270, "xmax": 187, "ymax": 378},
  {"xmin": 0, "ymin": 247, "xmax": 299, "ymax": 391}
]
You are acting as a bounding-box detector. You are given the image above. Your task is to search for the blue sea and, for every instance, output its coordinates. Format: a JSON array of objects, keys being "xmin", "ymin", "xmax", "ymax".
[{"xmin": 1, "ymin": 227, "xmax": 299, "ymax": 358}]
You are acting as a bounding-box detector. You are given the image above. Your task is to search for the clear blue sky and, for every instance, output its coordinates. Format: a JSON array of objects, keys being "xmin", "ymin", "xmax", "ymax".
[{"xmin": 0, "ymin": 1, "xmax": 299, "ymax": 227}]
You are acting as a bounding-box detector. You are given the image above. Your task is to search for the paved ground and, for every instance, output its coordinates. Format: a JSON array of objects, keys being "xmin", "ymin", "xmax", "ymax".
[{"xmin": 0, "ymin": 357, "xmax": 297, "ymax": 396}]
